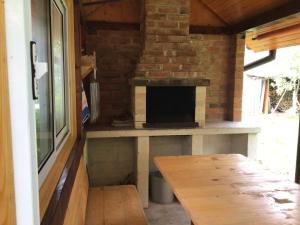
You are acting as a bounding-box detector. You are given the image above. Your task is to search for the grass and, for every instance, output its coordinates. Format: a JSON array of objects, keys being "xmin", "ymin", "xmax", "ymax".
[{"xmin": 246, "ymin": 113, "xmax": 299, "ymax": 181}]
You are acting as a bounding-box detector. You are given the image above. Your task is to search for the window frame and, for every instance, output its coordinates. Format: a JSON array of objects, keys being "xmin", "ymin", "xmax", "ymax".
[
  {"xmin": 50, "ymin": 0, "xmax": 70, "ymax": 149},
  {"xmin": 38, "ymin": 0, "xmax": 71, "ymax": 186}
]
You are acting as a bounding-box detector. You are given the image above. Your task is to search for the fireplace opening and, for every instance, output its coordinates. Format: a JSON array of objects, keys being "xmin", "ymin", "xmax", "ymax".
[{"xmin": 145, "ymin": 86, "xmax": 198, "ymax": 128}]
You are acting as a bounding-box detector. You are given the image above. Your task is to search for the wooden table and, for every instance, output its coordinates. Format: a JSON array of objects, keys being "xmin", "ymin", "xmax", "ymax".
[{"xmin": 154, "ymin": 154, "xmax": 300, "ymax": 225}]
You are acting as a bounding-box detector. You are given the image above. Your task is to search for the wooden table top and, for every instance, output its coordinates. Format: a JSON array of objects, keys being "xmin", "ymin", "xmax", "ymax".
[{"xmin": 154, "ymin": 154, "xmax": 300, "ymax": 225}]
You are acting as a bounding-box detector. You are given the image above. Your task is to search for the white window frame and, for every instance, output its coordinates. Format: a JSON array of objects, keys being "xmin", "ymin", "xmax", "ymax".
[{"xmin": 36, "ymin": 0, "xmax": 71, "ymax": 186}]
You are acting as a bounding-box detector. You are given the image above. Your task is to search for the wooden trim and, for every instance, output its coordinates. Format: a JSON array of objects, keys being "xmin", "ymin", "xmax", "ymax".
[
  {"xmin": 74, "ymin": 0, "xmax": 83, "ymax": 138},
  {"xmin": 189, "ymin": 25, "xmax": 232, "ymax": 34},
  {"xmin": 41, "ymin": 134, "xmax": 86, "ymax": 225},
  {"xmin": 255, "ymin": 23, "xmax": 300, "ymax": 40},
  {"xmin": 39, "ymin": 0, "xmax": 78, "ymax": 219},
  {"xmin": 85, "ymin": 22, "xmax": 233, "ymax": 35},
  {"xmin": 83, "ymin": 0, "xmax": 123, "ymax": 6},
  {"xmin": 0, "ymin": 1, "xmax": 16, "ymax": 224},
  {"xmin": 86, "ymin": 21, "xmax": 140, "ymax": 33},
  {"xmin": 233, "ymin": 1, "xmax": 300, "ymax": 33}
]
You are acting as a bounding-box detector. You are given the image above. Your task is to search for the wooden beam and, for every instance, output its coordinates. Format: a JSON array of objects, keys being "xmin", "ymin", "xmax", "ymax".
[
  {"xmin": 83, "ymin": 0, "xmax": 122, "ymax": 6},
  {"xmin": 189, "ymin": 25, "xmax": 232, "ymax": 34},
  {"xmin": 233, "ymin": 1, "xmax": 300, "ymax": 33},
  {"xmin": 86, "ymin": 21, "xmax": 140, "ymax": 33}
]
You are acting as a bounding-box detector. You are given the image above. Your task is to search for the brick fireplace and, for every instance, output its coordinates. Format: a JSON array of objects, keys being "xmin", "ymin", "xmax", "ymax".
[{"xmin": 132, "ymin": 0, "xmax": 209, "ymax": 128}]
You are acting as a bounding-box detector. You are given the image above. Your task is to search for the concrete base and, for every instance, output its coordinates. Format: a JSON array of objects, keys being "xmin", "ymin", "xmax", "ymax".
[{"xmin": 145, "ymin": 201, "xmax": 190, "ymax": 225}]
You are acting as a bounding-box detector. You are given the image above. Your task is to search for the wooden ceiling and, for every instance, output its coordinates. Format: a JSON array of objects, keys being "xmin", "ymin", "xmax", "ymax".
[
  {"xmin": 81, "ymin": 0, "xmax": 300, "ymax": 51},
  {"xmin": 246, "ymin": 15, "xmax": 300, "ymax": 52}
]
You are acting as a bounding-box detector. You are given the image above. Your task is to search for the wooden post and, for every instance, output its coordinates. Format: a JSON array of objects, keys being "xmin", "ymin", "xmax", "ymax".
[
  {"xmin": 136, "ymin": 136, "xmax": 149, "ymax": 208},
  {"xmin": 74, "ymin": 0, "xmax": 83, "ymax": 138},
  {"xmin": 0, "ymin": 1, "xmax": 16, "ymax": 223}
]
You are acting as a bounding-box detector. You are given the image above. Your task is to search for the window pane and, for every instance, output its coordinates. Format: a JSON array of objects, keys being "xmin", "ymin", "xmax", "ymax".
[
  {"xmin": 51, "ymin": 2, "xmax": 66, "ymax": 136},
  {"xmin": 31, "ymin": 0, "xmax": 54, "ymax": 169}
]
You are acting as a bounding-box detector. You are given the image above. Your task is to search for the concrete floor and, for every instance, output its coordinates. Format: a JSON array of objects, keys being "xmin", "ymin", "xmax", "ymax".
[{"xmin": 145, "ymin": 201, "xmax": 190, "ymax": 225}]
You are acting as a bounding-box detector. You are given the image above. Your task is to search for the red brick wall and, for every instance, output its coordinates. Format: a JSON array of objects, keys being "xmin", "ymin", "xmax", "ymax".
[
  {"xmin": 86, "ymin": 30, "xmax": 141, "ymax": 124},
  {"xmin": 86, "ymin": 30, "xmax": 244, "ymax": 123},
  {"xmin": 136, "ymin": 0, "xmax": 202, "ymax": 78},
  {"xmin": 191, "ymin": 34, "xmax": 239, "ymax": 121}
]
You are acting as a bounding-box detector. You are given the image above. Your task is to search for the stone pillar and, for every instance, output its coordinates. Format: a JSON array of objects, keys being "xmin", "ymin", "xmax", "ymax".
[
  {"xmin": 195, "ymin": 86, "xmax": 206, "ymax": 128},
  {"xmin": 133, "ymin": 86, "xmax": 146, "ymax": 128},
  {"xmin": 182, "ymin": 134, "xmax": 203, "ymax": 155},
  {"xmin": 136, "ymin": 136, "xmax": 149, "ymax": 208}
]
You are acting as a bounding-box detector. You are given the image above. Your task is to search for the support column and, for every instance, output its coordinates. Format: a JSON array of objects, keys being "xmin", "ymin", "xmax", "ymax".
[
  {"xmin": 247, "ymin": 133, "xmax": 258, "ymax": 161},
  {"xmin": 231, "ymin": 133, "xmax": 258, "ymax": 160},
  {"xmin": 195, "ymin": 87, "xmax": 206, "ymax": 128},
  {"xmin": 133, "ymin": 86, "xmax": 146, "ymax": 129},
  {"xmin": 182, "ymin": 135, "xmax": 203, "ymax": 155},
  {"xmin": 136, "ymin": 136, "xmax": 149, "ymax": 208}
]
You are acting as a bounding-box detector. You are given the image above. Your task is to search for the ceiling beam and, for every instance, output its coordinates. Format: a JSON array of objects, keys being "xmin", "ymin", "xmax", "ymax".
[
  {"xmin": 189, "ymin": 25, "xmax": 232, "ymax": 35},
  {"xmin": 233, "ymin": 1, "xmax": 300, "ymax": 33},
  {"xmin": 82, "ymin": 0, "xmax": 123, "ymax": 6}
]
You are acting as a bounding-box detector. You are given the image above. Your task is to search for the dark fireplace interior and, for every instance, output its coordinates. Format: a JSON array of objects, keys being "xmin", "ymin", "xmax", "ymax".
[{"xmin": 145, "ymin": 86, "xmax": 198, "ymax": 128}]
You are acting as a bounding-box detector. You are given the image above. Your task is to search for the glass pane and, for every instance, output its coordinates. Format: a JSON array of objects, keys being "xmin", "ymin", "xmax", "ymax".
[
  {"xmin": 51, "ymin": 2, "xmax": 66, "ymax": 135},
  {"xmin": 31, "ymin": 0, "xmax": 54, "ymax": 169}
]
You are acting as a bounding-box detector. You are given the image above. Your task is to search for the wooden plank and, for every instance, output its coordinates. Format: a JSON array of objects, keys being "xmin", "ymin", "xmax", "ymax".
[
  {"xmin": 85, "ymin": 185, "xmax": 148, "ymax": 225},
  {"xmin": 39, "ymin": 0, "xmax": 78, "ymax": 219},
  {"xmin": 63, "ymin": 156, "xmax": 89, "ymax": 225},
  {"xmin": 202, "ymin": 0, "xmax": 290, "ymax": 26},
  {"xmin": 0, "ymin": 1, "xmax": 16, "ymax": 224},
  {"xmin": 86, "ymin": 21, "xmax": 140, "ymax": 34},
  {"xmin": 85, "ymin": 188, "xmax": 104, "ymax": 225},
  {"xmin": 41, "ymin": 134, "xmax": 86, "ymax": 225},
  {"xmin": 83, "ymin": 0, "xmax": 140, "ymax": 23},
  {"xmin": 233, "ymin": 1, "xmax": 300, "ymax": 33},
  {"xmin": 155, "ymin": 154, "xmax": 300, "ymax": 225},
  {"xmin": 189, "ymin": 25, "xmax": 232, "ymax": 34}
]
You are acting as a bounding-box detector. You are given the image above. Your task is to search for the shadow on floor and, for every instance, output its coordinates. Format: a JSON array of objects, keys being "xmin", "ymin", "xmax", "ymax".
[{"xmin": 145, "ymin": 201, "xmax": 190, "ymax": 225}]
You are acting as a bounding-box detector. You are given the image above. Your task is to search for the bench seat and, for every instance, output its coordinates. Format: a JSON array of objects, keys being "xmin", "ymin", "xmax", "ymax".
[{"xmin": 85, "ymin": 185, "xmax": 148, "ymax": 225}]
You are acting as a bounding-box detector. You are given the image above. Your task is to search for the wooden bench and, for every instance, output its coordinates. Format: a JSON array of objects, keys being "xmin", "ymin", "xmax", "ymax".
[{"xmin": 85, "ymin": 185, "xmax": 148, "ymax": 225}]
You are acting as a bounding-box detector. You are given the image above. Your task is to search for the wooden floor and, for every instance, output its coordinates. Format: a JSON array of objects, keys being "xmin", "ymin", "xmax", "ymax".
[
  {"xmin": 155, "ymin": 154, "xmax": 300, "ymax": 225},
  {"xmin": 85, "ymin": 185, "xmax": 148, "ymax": 225}
]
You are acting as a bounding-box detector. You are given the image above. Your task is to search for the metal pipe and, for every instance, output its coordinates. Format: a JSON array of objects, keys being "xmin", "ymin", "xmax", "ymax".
[{"xmin": 244, "ymin": 50, "xmax": 277, "ymax": 71}]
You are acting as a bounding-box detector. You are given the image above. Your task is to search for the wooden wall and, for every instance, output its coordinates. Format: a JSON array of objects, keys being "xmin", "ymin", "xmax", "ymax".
[
  {"xmin": 63, "ymin": 156, "xmax": 89, "ymax": 225},
  {"xmin": 0, "ymin": 1, "xmax": 16, "ymax": 224},
  {"xmin": 39, "ymin": 0, "xmax": 78, "ymax": 219}
]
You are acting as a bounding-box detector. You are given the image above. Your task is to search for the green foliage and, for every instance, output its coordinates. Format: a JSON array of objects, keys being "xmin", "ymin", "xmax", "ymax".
[{"xmin": 271, "ymin": 52, "xmax": 300, "ymax": 96}]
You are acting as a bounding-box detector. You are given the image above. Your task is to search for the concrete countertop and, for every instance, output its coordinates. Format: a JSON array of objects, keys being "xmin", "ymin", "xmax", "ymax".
[{"xmin": 86, "ymin": 121, "xmax": 260, "ymax": 139}]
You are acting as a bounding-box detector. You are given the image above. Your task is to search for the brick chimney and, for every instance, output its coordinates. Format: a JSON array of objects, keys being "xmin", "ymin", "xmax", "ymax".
[{"xmin": 135, "ymin": 0, "xmax": 201, "ymax": 79}]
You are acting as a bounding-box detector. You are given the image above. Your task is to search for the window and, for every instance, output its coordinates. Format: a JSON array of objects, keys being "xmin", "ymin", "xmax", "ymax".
[{"xmin": 31, "ymin": 0, "xmax": 69, "ymax": 173}]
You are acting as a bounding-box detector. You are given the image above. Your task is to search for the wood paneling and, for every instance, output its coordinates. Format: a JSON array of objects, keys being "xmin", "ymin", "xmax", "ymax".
[
  {"xmin": 190, "ymin": 0, "xmax": 227, "ymax": 27},
  {"xmin": 41, "ymin": 135, "xmax": 86, "ymax": 225},
  {"xmin": 155, "ymin": 154, "xmax": 300, "ymax": 225},
  {"xmin": 83, "ymin": 0, "xmax": 140, "ymax": 23},
  {"xmin": 201, "ymin": 0, "xmax": 289, "ymax": 25},
  {"xmin": 85, "ymin": 186, "xmax": 148, "ymax": 225},
  {"xmin": 0, "ymin": 1, "xmax": 16, "ymax": 225},
  {"xmin": 39, "ymin": 0, "xmax": 78, "ymax": 219},
  {"xmin": 63, "ymin": 156, "xmax": 89, "ymax": 225},
  {"xmin": 246, "ymin": 16, "xmax": 300, "ymax": 52}
]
